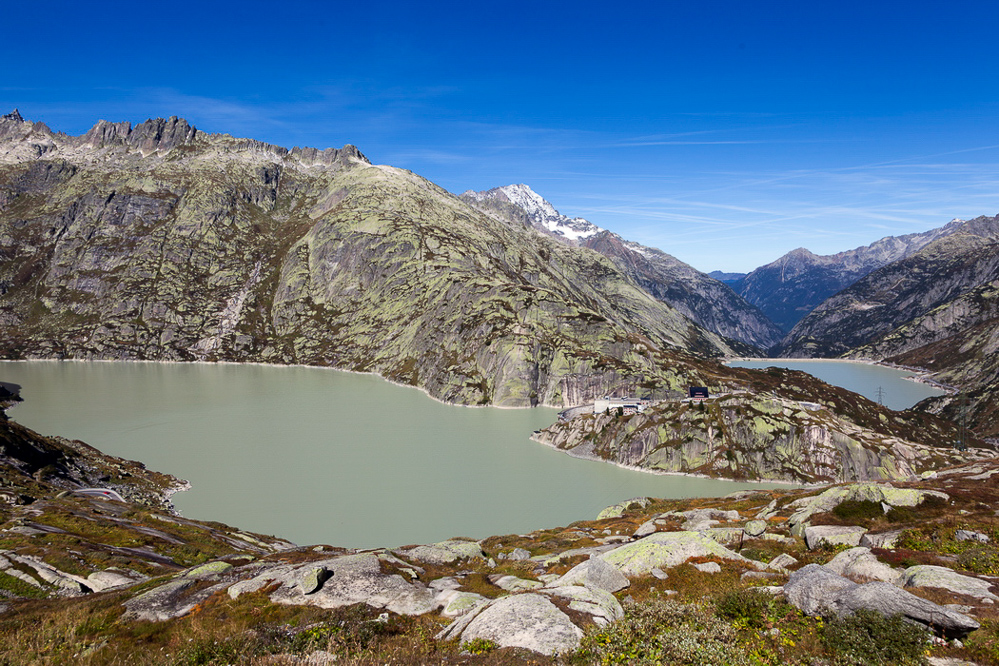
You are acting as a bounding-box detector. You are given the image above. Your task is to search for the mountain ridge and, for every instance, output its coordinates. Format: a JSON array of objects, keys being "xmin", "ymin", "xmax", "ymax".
[
  {"xmin": 733, "ymin": 220, "xmax": 965, "ymax": 333},
  {"xmin": 461, "ymin": 184, "xmax": 784, "ymax": 349}
]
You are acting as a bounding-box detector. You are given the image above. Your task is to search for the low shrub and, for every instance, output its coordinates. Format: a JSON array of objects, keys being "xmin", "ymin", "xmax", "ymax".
[
  {"xmin": 716, "ymin": 588, "xmax": 798, "ymax": 629},
  {"xmin": 572, "ymin": 596, "xmax": 748, "ymax": 665},
  {"xmin": 832, "ymin": 499, "xmax": 884, "ymax": 522},
  {"xmin": 462, "ymin": 637, "xmax": 498, "ymax": 654},
  {"xmin": 821, "ymin": 609, "xmax": 929, "ymax": 666}
]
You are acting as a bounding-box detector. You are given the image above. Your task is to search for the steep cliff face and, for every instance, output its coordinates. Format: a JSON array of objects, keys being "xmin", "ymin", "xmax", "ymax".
[
  {"xmin": 0, "ymin": 114, "xmax": 745, "ymax": 407},
  {"xmin": 461, "ymin": 184, "xmax": 782, "ymax": 350},
  {"xmin": 534, "ymin": 366, "xmax": 985, "ymax": 483},
  {"xmin": 580, "ymin": 231, "xmax": 783, "ymax": 349},
  {"xmin": 734, "ymin": 222, "xmax": 962, "ymax": 333}
]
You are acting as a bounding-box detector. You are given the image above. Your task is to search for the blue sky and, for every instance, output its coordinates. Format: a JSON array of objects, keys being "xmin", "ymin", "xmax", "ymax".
[{"xmin": 4, "ymin": 1, "xmax": 998, "ymax": 272}]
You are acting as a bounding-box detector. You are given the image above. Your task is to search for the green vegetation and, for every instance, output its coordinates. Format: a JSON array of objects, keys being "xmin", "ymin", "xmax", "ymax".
[
  {"xmin": 821, "ymin": 609, "xmax": 928, "ymax": 666},
  {"xmin": 572, "ymin": 596, "xmax": 747, "ymax": 666}
]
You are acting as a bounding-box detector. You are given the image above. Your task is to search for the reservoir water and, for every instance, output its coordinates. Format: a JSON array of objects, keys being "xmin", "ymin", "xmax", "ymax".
[
  {"xmin": 727, "ymin": 359, "xmax": 947, "ymax": 410},
  {"xmin": 0, "ymin": 361, "xmax": 791, "ymax": 549}
]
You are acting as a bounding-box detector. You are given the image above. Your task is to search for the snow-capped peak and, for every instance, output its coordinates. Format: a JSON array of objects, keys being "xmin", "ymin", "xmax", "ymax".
[{"xmin": 464, "ymin": 183, "xmax": 602, "ymax": 243}]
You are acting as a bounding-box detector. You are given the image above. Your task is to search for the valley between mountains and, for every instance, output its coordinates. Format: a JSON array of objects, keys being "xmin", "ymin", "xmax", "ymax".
[{"xmin": 0, "ymin": 111, "xmax": 997, "ymax": 663}]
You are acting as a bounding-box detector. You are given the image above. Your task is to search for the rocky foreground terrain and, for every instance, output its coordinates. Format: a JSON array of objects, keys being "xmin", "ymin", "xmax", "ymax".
[{"xmin": 4, "ymin": 396, "xmax": 999, "ymax": 665}]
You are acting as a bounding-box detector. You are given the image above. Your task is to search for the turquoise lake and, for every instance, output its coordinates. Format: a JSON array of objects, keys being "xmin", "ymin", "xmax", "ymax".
[
  {"xmin": 727, "ymin": 358, "xmax": 947, "ymax": 410},
  {"xmin": 0, "ymin": 361, "xmax": 792, "ymax": 549}
]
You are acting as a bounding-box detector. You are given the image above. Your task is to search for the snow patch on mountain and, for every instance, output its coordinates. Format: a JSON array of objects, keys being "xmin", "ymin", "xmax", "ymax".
[{"xmin": 463, "ymin": 184, "xmax": 602, "ymax": 242}]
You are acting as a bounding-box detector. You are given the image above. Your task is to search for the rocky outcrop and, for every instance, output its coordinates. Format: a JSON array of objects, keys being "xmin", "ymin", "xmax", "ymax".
[{"xmin": 533, "ymin": 387, "xmax": 983, "ymax": 483}]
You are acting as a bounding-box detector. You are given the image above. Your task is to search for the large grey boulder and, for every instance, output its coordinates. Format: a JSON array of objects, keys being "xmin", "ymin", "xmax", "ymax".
[
  {"xmin": 86, "ymin": 569, "xmax": 146, "ymax": 593},
  {"xmin": 261, "ymin": 553, "xmax": 436, "ymax": 615},
  {"xmin": 488, "ymin": 574, "xmax": 543, "ymax": 592},
  {"xmin": 438, "ymin": 593, "xmax": 584, "ymax": 655},
  {"xmin": 599, "ymin": 531, "xmax": 757, "ymax": 576},
  {"xmin": 834, "ymin": 582, "xmax": 980, "ymax": 638},
  {"xmin": 676, "ymin": 508, "xmax": 740, "ymax": 531},
  {"xmin": 767, "ymin": 553, "xmax": 799, "ymax": 572},
  {"xmin": 824, "ymin": 547, "xmax": 902, "ymax": 584},
  {"xmin": 859, "ymin": 530, "xmax": 904, "ymax": 549},
  {"xmin": 902, "ymin": 565, "xmax": 999, "ymax": 601},
  {"xmin": 543, "ymin": 585, "xmax": 623, "ymax": 624},
  {"xmin": 743, "ymin": 520, "xmax": 768, "ymax": 538},
  {"xmin": 123, "ymin": 579, "xmax": 229, "ymax": 622},
  {"xmin": 550, "ymin": 556, "xmax": 630, "ymax": 593},
  {"xmin": 436, "ymin": 589, "xmax": 489, "ymax": 617},
  {"xmin": 784, "ymin": 564, "xmax": 859, "ymax": 615},
  {"xmin": 596, "ymin": 497, "xmax": 651, "ymax": 520},
  {"xmin": 784, "ymin": 564, "xmax": 980, "ymax": 639},
  {"xmin": 804, "ymin": 525, "xmax": 867, "ymax": 550}
]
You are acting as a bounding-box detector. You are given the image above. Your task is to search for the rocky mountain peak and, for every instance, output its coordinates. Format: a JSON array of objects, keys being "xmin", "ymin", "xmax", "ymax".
[
  {"xmin": 81, "ymin": 116, "xmax": 198, "ymax": 153},
  {"xmin": 0, "ymin": 113, "xmax": 369, "ymax": 171},
  {"xmin": 461, "ymin": 183, "xmax": 601, "ymax": 242}
]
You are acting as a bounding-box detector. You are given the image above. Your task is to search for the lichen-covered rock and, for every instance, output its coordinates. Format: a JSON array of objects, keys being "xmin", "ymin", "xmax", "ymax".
[
  {"xmin": 599, "ymin": 531, "xmax": 756, "ymax": 576},
  {"xmin": 396, "ymin": 539, "xmax": 484, "ymax": 565},
  {"xmin": 436, "ymin": 589, "xmax": 489, "ymax": 617},
  {"xmin": 299, "ymin": 566, "xmax": 331, "ymax": 595},
  {"xmin": 767, "ymin": 553, "xmax": 798, "ymax": 572},
  {"xmin": 488, "ymin": 574, "xmax": 543, "ymax": 592},
  {"xmin": 788, "ymin": 484, "xmax": 947, "ymax": 533},
  {"xmin": 902, "ymin": 565, "xmax": 999, "ymax": 601},
  {"xmin": 744, "ymin": 520, "xmax": 768, "ymax": 538},
  {"xmin": 253, "ymin": 553, "xmax": 436, "ymax": 615},
  {"xmin": 542, "ymin": 585, "xmax": 623, "ymax": 623},
  {"xmin": 550, "ymin": 557, "xmax": 630, "ymax": 593},
  {"xmin": 86, "ymin": 569, "xmax": 146, "ymax": 592},
  {"xmin": 184, "ymin": 561, "xmax": 233, "ymax": 578},
  {"xmin": 804, "ymin": 525, "xmax": 868, "ymax": 550},
  {"xmin": 859, "ymin": 530, "xmax": 905, "ymax": 549},
  {"xmin": 824, "ymin": 547, "xmax": 901, "ymax": 584},
  {"xmin": 596, "ymin": 497, "xmax": 651, "ymax": 520}
]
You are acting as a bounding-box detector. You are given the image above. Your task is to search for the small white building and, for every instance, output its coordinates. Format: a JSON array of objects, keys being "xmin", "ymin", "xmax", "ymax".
[{"xmin": 593, "ymin": 396, "xmax": 650, "ymax": 415}]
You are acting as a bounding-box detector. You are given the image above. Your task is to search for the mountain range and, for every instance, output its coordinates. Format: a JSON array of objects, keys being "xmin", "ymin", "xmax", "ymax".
[{"xmin": 1, "ymin": 110, "xmax": 996, "ymax": 439}]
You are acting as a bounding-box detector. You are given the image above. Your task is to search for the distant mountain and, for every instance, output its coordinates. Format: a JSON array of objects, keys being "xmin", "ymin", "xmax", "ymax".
[
  {"xmin": 776, "ymin": 215, "xmax": 999, "ymax": 437},
  {"xmin": 0, "ymin": 113, "xmax": 750, "ymax": 408},
  {"xmin": 461, "ymin": 183, "xmax": 603, "ymax": 242},
  {"xmin": 461, "ymin": 185, "xmax": 784, "ymax": 350},
  {"xmin": 708, "ymin": 271, "xmax": 746, "ymax": 284},
  {"xmin": 733, "ymin": 222, "xmax": 963, "ymax": 332}
]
